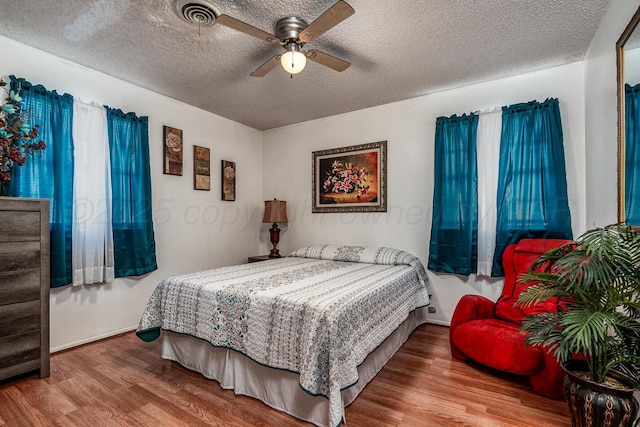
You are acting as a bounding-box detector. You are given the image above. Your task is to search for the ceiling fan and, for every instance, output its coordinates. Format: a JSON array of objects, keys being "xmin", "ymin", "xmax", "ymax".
[{"xmin": 215, "ymin": 0, "xmax": 355, "ymax": 77}]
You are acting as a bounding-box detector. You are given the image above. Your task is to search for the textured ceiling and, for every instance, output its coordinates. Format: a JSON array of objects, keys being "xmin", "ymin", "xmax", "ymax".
[{"xmin": 0, "ymin": 0, "xmax": 611, "ymax": 130}]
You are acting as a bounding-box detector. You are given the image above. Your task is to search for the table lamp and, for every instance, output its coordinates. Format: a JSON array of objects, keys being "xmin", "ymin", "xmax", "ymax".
[{"xmin": 262, "ymin": 199, "xmax": 288, "ymax": 258}]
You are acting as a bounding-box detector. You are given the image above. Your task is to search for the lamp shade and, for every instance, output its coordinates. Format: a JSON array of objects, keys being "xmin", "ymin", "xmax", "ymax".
[
  {"xmin": 263, "ymin": 200, "xmax": 288, "ymax": 223},
  {"xmin": 281, "ymin": 50, "xmax": 306, "ymax": 74}
]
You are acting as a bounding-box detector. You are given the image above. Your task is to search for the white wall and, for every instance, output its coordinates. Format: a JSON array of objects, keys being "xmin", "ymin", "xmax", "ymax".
[
  {"xmin": 3, "ymin": 0, "xmax": 627, "ymax": 345},
  {"xmin": 584, "ymin": 0, "xmax": 640, "ymax": 228},
  {"xmin": 262, "ymin": 62, "xmax": 587, "ymax": 325},
  {"xmin": 0, "ymin": 36, "xmax": 264, "ymax": 351}
]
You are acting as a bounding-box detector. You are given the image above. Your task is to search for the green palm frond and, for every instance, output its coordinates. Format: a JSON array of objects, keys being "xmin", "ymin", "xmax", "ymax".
[
  {"xmin": 517, "ymin": 223, "xmax": 640, "ymax": 384},
  {"xmin": 516, "ymin": 280, "xmax": 570, "ymax": 307},
  {"xmin": 559, "ymin": 309, "xmax": 610, "ymax": 354},
  {"xmin": 520, "ymin": 312, "xmax": 566, "ymax": 360}
]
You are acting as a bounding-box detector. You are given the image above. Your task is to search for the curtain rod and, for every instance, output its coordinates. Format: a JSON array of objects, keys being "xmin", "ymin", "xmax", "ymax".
[{"xmin": 474, "ymin": 105, "xmax": 502, "ymax": 115}]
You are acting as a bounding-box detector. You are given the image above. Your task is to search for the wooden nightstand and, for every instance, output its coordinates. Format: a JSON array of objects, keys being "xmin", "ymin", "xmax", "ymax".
[{"xmin": 247, "ymin": 255, "xmax": 272, "ymax": 263}]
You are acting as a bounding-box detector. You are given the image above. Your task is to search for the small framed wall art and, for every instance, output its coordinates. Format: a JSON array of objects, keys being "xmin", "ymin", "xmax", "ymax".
[
  {"xmin": 221, "ymin": 160, "xmax": 236, "ymax": 201},
  {"xmin": 163, "ymin": 125, "xmax": 183, "ymax": 175},
  {"xmin": 312, "ymin": 140, "xmax": 387, "ymax": 213},
  {"xmin": 193, "ymin": 146, "xmax": 210, "ymax": 191}
]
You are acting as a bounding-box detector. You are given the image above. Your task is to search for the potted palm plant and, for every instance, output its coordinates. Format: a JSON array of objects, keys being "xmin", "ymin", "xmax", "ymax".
[{"xmin": 516, "ymin": 223, "xmax": 640, "ymax": 427}]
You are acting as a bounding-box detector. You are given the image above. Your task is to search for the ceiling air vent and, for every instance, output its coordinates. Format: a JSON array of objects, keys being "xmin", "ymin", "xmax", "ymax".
[{"xmin": 174, "ymin": 0, "xmax": 219, "ymax": 27}]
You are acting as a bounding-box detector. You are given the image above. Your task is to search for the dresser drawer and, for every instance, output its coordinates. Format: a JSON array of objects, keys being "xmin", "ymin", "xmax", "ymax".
[
  {"xmin": 0, "ymin": 211, "xmax": 41, "ymax": 243},
  {"xmin": 0, "ymin": 270, "xmax": 40, "ymax": 305},
  {"xmin": 0, "ymin": 241, "xmax": 40, "ymax": 273},
  {"xmin": 0, "ymin": 300, "xmax": 40, "ymax": 336},
  {"xmin": 0, "ymin": 330, "xmax": 40, "ymax": 373},
  {"xmin": 0, "ymin": 197, "xmax": 49, "ymax": 381}
]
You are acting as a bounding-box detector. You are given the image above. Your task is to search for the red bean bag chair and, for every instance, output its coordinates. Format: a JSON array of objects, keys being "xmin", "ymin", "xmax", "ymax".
[{"xmin": 449, "ymin": 238, "xmax": 572, "ymax": 399}]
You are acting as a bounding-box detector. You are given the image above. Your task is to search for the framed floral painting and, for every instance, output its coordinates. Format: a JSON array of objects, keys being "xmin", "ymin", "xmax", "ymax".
[
  {"xmin": 163, "ymin": 125, "xmax": 183, "ymax": 175},
  {"xmin": 312, "ymin": 141, "xmax": 387, "ymax": 213},
  {"xmin": 221, "ymin": 160, "xmax": 236, "ymax": 201}
]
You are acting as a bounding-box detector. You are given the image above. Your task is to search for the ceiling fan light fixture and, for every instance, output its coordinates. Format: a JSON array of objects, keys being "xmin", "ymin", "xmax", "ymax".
[
  {"xmin": 281, "ymin": 44, "xmax": 306, "ymax": 74},
  {"xmin": 215, "ymin": 1, "xmax": 354, "ymax": 77}
]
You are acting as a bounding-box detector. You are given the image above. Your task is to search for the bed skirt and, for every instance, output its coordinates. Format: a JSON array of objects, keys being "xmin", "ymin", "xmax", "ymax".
[{"xmin": 161, "ymin": 306, "xmax": 429, "ymax": 427}]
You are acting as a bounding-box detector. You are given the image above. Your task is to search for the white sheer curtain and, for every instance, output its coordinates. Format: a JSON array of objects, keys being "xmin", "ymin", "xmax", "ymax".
[
  {"xmin": 72, "ymin": 99, "xmax": 114, "ymax": 285},
  {"xmin": 476, "ymin": 109, "xmax": 502, "ymax": 276}
]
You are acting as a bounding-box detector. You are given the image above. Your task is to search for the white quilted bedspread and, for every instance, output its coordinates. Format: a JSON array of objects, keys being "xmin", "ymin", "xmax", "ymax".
[{"xmin": 137, "ymin": 246, "xmax": 430, "ymax": 427}]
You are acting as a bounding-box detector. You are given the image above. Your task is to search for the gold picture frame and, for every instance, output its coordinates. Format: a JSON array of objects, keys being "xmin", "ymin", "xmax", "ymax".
[{"xmin": 312, "ymin": 141, "xmax": 387, "ymax": 213}]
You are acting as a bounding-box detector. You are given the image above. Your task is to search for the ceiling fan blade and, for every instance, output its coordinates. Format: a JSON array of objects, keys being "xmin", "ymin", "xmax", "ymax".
[
  {"xmin": 250, "ymin": 55, "xmax": 282, "ymax": 77},
  {"xmin": 216, "ymin": 15, "xmax": 280, "ymax": 44},
  {"xmin": 299, "ymin": 1, "xmax": 355, "ymax": 43},
  {"xmin": 306, "ymin": 49, "xmax": 350, "ymax": 72}
]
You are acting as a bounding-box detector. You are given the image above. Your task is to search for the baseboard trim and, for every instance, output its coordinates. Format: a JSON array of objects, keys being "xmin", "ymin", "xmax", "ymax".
[
  {"xmin": 50, "ymin": 319, "xmax": 451, "ymax": 353},
  {"xmin": 424, "ymin": 319, "xmax": 450, "ymax": 327},
  {"xmin": 51, "ymin": 325, "xmax": 138, "ymax": 353}
]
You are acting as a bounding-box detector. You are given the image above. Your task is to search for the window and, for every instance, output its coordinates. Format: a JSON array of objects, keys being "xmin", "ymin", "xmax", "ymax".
[
  {"xmin": 428, "ymin": 99, "xmax": 572, "ymax": 277},
  {"xmin": 5, "ymin": 76, "xmax": 157, "ymax": 286}
]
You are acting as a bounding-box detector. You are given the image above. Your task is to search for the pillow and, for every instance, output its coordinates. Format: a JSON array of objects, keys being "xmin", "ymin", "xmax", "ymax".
[
  {"xmin": 289, "ymin": 244, "xmax": 367, "ymax": 262},
  {"xmin": 289, "ymin": 245, "xmax": 430, "ymax": 292},
  {"xmin": 290, "ymin": 244, "xmax": 405, "ymax": 264}
]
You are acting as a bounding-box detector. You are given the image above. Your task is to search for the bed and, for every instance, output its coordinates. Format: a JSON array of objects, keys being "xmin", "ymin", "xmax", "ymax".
[{"xmin": 136, "ymin": 245, "xmax": 431, "ymax": 427}]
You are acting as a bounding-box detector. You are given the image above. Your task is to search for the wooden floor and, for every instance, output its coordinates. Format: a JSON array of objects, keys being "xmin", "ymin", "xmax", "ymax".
[{"xmin": 0, "ymin": 324, "xmax": 571, "ymax": 426}]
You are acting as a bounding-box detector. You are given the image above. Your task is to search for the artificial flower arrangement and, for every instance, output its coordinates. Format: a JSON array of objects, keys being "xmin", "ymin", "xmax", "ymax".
[
  {"xmin": 0, "ymin": 79, "xmax": 45, "ymax": 184},
  {"xmin": 322, "ymin": 160, "xmax": 369, "ymax": 197}
]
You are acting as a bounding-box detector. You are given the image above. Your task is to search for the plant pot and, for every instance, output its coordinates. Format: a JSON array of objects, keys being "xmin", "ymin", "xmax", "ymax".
[{"xmin": 562, "ymin": 360, "xmax": 639, "ymax": 427}]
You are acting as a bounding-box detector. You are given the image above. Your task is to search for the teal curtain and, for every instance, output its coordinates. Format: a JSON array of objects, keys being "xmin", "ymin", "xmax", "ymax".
[
  {"xmin": 428, "ymin": 113, "xmax": 479, "ymax": 275},
  {"xmin": 6, "ymin": 76, "xmax": 74, "ymax": 287},
  {"xmin": 625, "ymin": 83, "xmax": 640, "ymax": 224},
  {"xmin": 492, "ymin": 98, "xmax": 572, "ymax": 276},
  {"xmin": 105, "ymin": 107, "xmax": 157, "ymax": 277}
]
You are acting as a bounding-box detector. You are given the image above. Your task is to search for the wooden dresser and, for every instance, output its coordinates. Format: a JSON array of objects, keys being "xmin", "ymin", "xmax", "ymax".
[{"xmin": 0, "ymin": 197, "xmax": 50, "ymax": 380}]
